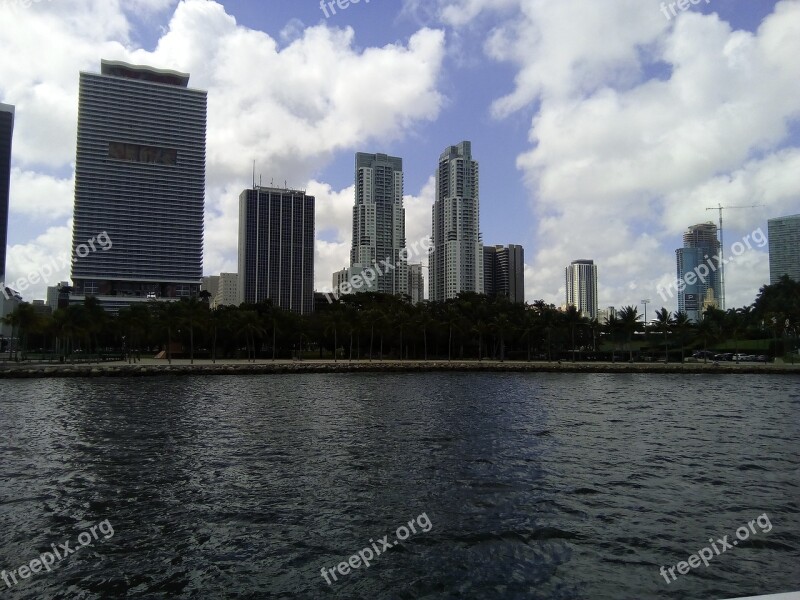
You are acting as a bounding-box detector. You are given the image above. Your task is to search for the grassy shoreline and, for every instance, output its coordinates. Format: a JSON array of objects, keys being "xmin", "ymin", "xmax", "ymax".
[{"xmin": 1, "ymin": 359, "xmax": 799, "ymax": 379}]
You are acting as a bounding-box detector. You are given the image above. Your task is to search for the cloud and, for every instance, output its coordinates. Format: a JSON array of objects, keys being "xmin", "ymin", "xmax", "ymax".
[
  {"xmin": 0, "ymin": 0, "xmax": 448, "ymax": 302},
  {"xmin": 444, "ymin": 0, "xmax": 800, "ymax": 310}
]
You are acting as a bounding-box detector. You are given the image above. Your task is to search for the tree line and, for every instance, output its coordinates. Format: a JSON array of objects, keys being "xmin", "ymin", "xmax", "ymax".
[{"xmin": 1, "ymin": 276, "xmax": 798, "ymax": 363}]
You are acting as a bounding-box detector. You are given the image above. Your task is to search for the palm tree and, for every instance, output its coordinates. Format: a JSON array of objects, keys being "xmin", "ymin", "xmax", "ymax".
[
  {"xmin": 235, "ymin": 310, "xmax": 265, "ymax": 362},
  {"xmin": 413, "ymin": 303, "xmax": 435, "ymax": 360},
  {"xmin": 491, "ymin": 313, "xmax": 512, "ymax": 362},
  {"xmin": 654, "ymin": 307, "xmax": 673, "ymax": 363},
  {"xmin": 617, "ymin": 306, "xmax": 640, "ymax": 361},
  {"xmin": 152, "ymin": 301, "xmax": 183, "ymax": 364},
  {"xmin": 672, "ymin": 311, "xmax": 693, "ymax": 362},
  {"xmin": 179, "ymin": 298, "xmax": 208, "ymax": 365},
  {"xmin": 563, "ymin": 305, "xmax": 584, "ymax": 362}
]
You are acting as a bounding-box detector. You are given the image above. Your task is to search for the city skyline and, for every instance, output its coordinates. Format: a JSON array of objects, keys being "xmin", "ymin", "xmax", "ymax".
[{"xmin": 0, "ymin": 1, "xmax": 796, "ymax": 312}]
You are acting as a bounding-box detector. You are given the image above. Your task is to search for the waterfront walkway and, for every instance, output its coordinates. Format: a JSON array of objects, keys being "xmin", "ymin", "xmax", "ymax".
[{"xmin": 1, "ymin": 358, "xmax": 799, "ymax": 378}]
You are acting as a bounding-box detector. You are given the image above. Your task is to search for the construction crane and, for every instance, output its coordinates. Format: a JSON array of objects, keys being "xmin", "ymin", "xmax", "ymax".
[{"xmin": 705, "ymin": 203, "xmax": 764, "ymax": 310}]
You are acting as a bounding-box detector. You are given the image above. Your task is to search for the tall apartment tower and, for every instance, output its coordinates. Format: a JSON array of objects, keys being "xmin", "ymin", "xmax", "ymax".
[
  {"xmin": 0, "ymin": 103, "xmax": 13, "ymax": 285},
  {"xmin": 350, "ymin": 152, "xmax": 407, "ymax": 296},
  {"xmin": 565, "ymin": 259, "xmax": 598, "ymax": 320},
  {"xmin": 768, "ymin": 214, "xmax": 800, "ymax": 283},
  {"xmin": 238, "ymin": 186, "xmax": 315, "ymax": 314},
  {"xmin": 71, "ymin": 60, "xmax": 206, "ymax": 311},
  {"xmin": 407, "ymin": 263, "xmax": 425, "ymax": 304},
  {"xmin": 675, "ymin": 222, "xmax": 721, "ymax": 322},
  {"xmin": 484, "ymin": 244, "xmax": 524, "ymax": 303},
  {"xmin": 430, "ymin": 141, "xmax": 483, "ymax": 302}
]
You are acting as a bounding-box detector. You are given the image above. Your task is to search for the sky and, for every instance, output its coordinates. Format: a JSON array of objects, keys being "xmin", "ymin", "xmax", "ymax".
[{"xmin": 1, "ymin": 0, "xmax": 799, "ymax": 313}]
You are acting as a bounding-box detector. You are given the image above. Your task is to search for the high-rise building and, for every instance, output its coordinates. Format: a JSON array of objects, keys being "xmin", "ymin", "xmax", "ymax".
[
  {"xmin": 215, "ymin": 272, "xmax": 239, "ymax": 307},
  {"xmin": 349, "ymin": 152, "xmax": 407, "ymax": 296},
  {"xmin": 430, "ymin": 141, "xmax": 483, "ymax": 301},
  {"xmin": 484, "ymin": 244, "xmax": 524, "ymax": 303},
  {"xmin": 676, "ymin": 222, "xmax": 721, "ymax": 322},
  {"xmin": 0, "ymin": 103, "xmax": 12, "ymax": 286},
  {"xmin": 565, "ymin": 259, "xmax": 598, "ymax": 320},
  {"xmin": 238, "ymin": 186, "xmax": 315, "ymax": 314},
  {"xmin": 201, "ymin": 276, "xmax": 220, "ymax": 301},
  {"xmin": 407, "ymin": 263, "xmax": 425, "ymax": 304},
  {"xmin": 71, "ymin": 60, "xmax": 206, "ymax": 312},
  {"xmin": 768, "ymin": 214, "xmax": 800, "ymax": 283}
]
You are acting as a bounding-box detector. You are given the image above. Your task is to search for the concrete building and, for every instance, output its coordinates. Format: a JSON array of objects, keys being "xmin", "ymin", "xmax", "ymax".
[
  {"xmin": 215, "ymin": 272, "xmax": 239, "ymax": 307},
  {"xmin": 331, "ymin": 263, "xmax": 378, "ymax": 299},
  {"xmin": 0, "ymin": 103, "xmax": 12, "ymax": 287},
  {"xmin": 597, "ymin": 306, "xmax": 616, "ymax": 325},
  {"xmin": 676, "ymin": 222, "xmax": 721, "ymax": 322},
  {"xmin": 407, "ymin": 263, "xmax": 425, "ymax": 304},
  {"xmin": 0, "ymin": 103, "xmax": 13, "ymax": 333},
  {"xmin": 430, "ymin": 141, "xmax": 483, "ymax": 301},
  {"xmin": 348, "ymin": 152, "xmax": 407, "ymax": 296},
  {"xmin": 46, "ymin": 282, "xmax": 70, "ymax": 311},
  {"xmin": 238, "ymin": 186, "xmax": 314, "ymax": 314},
  {"xmin": 565, "ymin": 259, "xmax": 598, "ymax": 320},
  {"xmin": 484, "ymin": 244, "xmax": 524, "ymax": 303},
  {"xmin": 70, "ymin": 60, "xmax": 206, "ymax": 313},
  {"xmin": 201, "ymin": 276, "xmax": 220, "ymax": 301},
  {"xmin": 768, "ymin": 214, "xmax": 800, "ymax": 283}
]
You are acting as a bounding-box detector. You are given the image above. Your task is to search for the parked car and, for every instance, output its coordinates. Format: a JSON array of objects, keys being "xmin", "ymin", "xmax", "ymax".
[
  {"xmin": 755, "ymin": 355, "xmax": 770, "ymax": 363},
  {"xmin": 714, "ymin": 353, "xmax": 734, "ymax": 361}
]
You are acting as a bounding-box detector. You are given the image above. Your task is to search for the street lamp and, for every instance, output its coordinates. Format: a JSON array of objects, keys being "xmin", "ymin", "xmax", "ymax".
[{"xmin": 641, "ymin": 299, "xmax": 651, "ymax": 327}]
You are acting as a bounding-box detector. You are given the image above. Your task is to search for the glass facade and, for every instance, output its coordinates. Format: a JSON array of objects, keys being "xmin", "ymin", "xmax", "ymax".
[
  {"xmin": 238, "ymin": 187, "xmax": 315, "ymax": 314},
  {"xmin": 0, "ymin": 104, "xmax": 13, "ymax": 284},
  {"xmin": 768, "ymin": 215, "xmax": 800, "ymax": 284}
]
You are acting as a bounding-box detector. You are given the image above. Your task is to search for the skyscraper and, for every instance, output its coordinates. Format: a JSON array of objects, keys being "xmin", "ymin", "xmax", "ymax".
[
  {"xmin": 484, "ymin": 244, "xmax": 524, "ymax": 303},
  {"xmin": 238, "ymin": 186, "xmax": 315, "ymax": 314},
  {"xmin": 768, "ymin": 214, "xmax": 800, "ymax": 283},
  {"xmin": 0, "ymin": 103, "xmax": 13, "ymax": 286},
  {"xmin": 407, "ymin": 263, "xmax": 425, "ymax": 304},
  {"xmin": 565, "ymin": 259, "xmax": 598, "ymax": 320},
  {"xmin": 430, "ymin": 141, "xmax": 483, "ymax": 301},
  {"xmin": 71, "ymin": 60, "xmax": 206, "ymax": 311},
  {"xmin": 348, "ymin": 152, "xmax": 407, "ymax": 296},
  {"xmin": 676, "ymin": 222, "xmax": 721, "ymax": 322}
]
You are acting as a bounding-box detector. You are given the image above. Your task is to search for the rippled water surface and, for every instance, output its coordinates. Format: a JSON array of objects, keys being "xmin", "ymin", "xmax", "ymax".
[{"xmin": 0, "ymin": 373, "xmax": 798, "ymax": 599}]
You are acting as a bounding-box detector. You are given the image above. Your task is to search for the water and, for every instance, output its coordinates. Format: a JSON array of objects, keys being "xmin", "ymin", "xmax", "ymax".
[{"xmin": 0, "ymin": 373, "xmax": 798, "ymax": 599}]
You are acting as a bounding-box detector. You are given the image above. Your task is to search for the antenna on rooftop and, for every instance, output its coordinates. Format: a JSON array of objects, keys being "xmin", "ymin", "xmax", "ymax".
[{"xmin": 252, "ymin": 160, "xmax": 255, "ymax": 189}]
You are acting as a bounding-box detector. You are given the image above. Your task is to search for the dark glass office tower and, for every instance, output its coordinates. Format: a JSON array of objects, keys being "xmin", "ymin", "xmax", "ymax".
[
  {"xmin": 71, "ymin": 60, "xmax": 206, "ymax": 308},
  {"xmin": 0, "ymin": 103, "xmax": 13, "ymax": 284},
  {"xmin": 238, "ymin": 187, "xmax": 315, "ymax": 314},
  {"xmin": 484, "ymin": 244, "xmax": 525, "ymax": 303}
]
